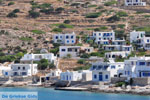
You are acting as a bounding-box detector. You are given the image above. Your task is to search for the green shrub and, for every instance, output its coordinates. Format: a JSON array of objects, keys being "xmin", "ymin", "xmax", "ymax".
[
  {"xmin": 20, "ymin": 37, "xmax": 34, "ymax": 41},
  {"xmin": 116, "ymin": 11, "xmax": 128, "ymax": 17},
  {"xmin": 29, "ymin": 10, "xmax": 40, "ymax": 18},
  {"xmin": 80, "ymin": 53, "xmax": 90, "ymax": 58},
  {"xmin": 88, "ymin": 4, "xmax": 97, "ymax": 8},
  {"xmin": 13, "ymin": 9, "xmax": 20, "ymax": 13},
  {"xmin": 31, "ymin": 30, "xmax": 45, "ymax": 34},
  {"xmin": 50, "ymin": 48, "xmax": 59, "ymax": 55},
  {"xmin": 77, "ymin": 59, "xmax": 86, "ymax": 64},
  {"xmin": 55, "ymin": 7, "xmax": 64, "ymax": 13},
  {"xmin": 118, "ymin": 24, "xmax": 125, "ymax": 29},
  {"xmin": 85, "ymin": 12, "xmax": 101, "ymax": 18},
  {"xmin": 8, "ymin": 1, "xmax": 14, "ymax": 6},
  {"xmin": 107, "ymin": 15, "xmax": 120, "ymax": 22},
  {"xmin": 104, "ymin": 0, "xmax": 117, "ymax": 6},
  {"xmin": 71, "ymin": 3, "xmax": 80, "ymax": 6},
  {"xmin": 115, "ymin": 82, "xmax": 127, "ymax": 87},
  {"xmin": 40, "ymin": 8, "xmax": 54, "ymax": 14},
  {"xmin": 52, "ymin": 28, "xmax": 62, "ymax": 32},
  {"xmin": 7, "ymin": 12, "xmax": 17, "ymax": 18},
  {"xmin": 64, "ymin": 20, "xmax": 70, "ymax": 24}
]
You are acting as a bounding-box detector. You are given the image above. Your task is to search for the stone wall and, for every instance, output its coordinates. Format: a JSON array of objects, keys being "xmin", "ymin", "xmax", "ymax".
[
  {"xmin": 132, "ymin": 77, "xmax": 150, "ymax": 86},
  {"xmin": 111, "ymin": 77, "xmax": 127, "ymax": 84}
]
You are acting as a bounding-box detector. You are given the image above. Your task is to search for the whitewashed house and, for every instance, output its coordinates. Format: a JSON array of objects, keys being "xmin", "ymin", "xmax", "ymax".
[
  {"xmin": 141, "ymin": 36, "xmax": 150, "ymax": 50},
  {"xmin": 60, "ymin": 70, "xmax": 82, "ymax": 81},
  {"xmin": 59, "ymin": 46, "xmax": 93, "ymax": 58},
  {"xmin": 105, "ymin": 51, "xmax": 131, "ymax": 59},
  {"xmin": 91, "ymin": 61, "xmax": 124, "ymax": 82},
  {"xmin": 1, "ymin": 66, "xmax": 11, "ymax": 76},
  {"xmin": 130, "ymin": 30, "xmax": 145, "ymax": 43},
  {"xmin": 103, "ymin": 45, "xmax": 133, "ymax": 51},
  {"xmin": 47, "ymin": 69, "xmax": 62, "ymax": 77},
  {"xmin": 20, "ymin": 53, "xmax": 57, "ymax": 63},
  {"xmin": 59, "ymin": 46, "xmax": 80, "ymax": 58},
  {"xmin": 53, "ymin": 32, "xmax": 76, "ymax": 45},
  {"xmin": 125, "ymin": 0, "xmax": 146, "ymax": 6},
  {"xmin": 130, "ymin": 31, "xmax": 150, "ymax": 50},
  {"xmin": 92, "ymin": 31, "xmax": 115, "ymax": 44},
  {"xmin": 119, "ymin": 57, "xmax": 150, "ymax": 78},
  {"xmin": 92, "ymin": 31, "xmax": 132, "ymax": 51},
  {"xmin": 9, "ymin": 64, "xmax": 38, "ymax": 77}
]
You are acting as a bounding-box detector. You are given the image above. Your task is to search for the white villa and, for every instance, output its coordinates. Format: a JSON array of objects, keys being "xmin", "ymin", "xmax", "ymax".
[
  {"xmin": 53, "ymin": 32, "xmax": 76, "ymax": 45},
  {"xmin": 46, "ymin": 69, "xmax": 62, "ymax": 77},
  {"xmin": 3, "ymin": 64, "xmax": 38, "ymax": 77},
  {"xmin": 118, "ymin": 57, "xmax": 150, "ymax": 78},
  {"xmin": 59, "ymin": 46, "xmax": 80, "ymax": 58},
  {"xmin": 92, "ymin": 31, "xmax": 133, "ymax": 51},
  {"xmin": 125, "ymin": 0, "xmax": 146, "ymax": 6},
  {"xmin": 103, "ymin": 45, "xmax": 133, "ymax": 51},
  {"xmin": 91, "ymin": 61, "xmax": 124, "ymax": 82},
  {"xmin": 60, "ymin": 70, "xmax": 82, "ymax": 81},
  {"xmin": 130, "ymin": 30, "xmax": 145, "ymax": 43},
  {"xmin": 130, "ymin": 31, "xmax": 150, "ymax": 50},
  {"xmin": 59, "ymin": 46, "xmax": 93, "ymax": 58},
  {"xmin": 20, "ymin": 53, "xmax": 57, "ymax": 63},
  {"xmin": 105, "ymin": 51, "xmax": 131, "ymax": 59},
  {"xmin": 92, "ymin": 31, "xmax": 115, "ymax": 44}
]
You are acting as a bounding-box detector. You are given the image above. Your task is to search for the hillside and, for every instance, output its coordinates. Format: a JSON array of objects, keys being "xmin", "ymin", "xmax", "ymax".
[{"xmin": 0, "ymin": 0, "xmax": 150, "ymax": 53}]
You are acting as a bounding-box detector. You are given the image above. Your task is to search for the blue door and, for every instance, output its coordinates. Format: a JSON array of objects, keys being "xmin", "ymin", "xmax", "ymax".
[
  {"xmin": 5, "ymin": 72, "xmax": 8, "ymax": 76},
  {"xmin": 99, "ymin": 74, "xmax": 103, "ymax": 81}
]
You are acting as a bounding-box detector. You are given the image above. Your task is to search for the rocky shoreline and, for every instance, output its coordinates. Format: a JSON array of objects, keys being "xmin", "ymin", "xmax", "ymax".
[{"xmin": 1, "ymin": 82, "xmax": 150, "ymax": 96}]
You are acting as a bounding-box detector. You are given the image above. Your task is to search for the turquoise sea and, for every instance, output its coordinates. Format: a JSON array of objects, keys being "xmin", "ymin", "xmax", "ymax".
[{"xmin": 0, "ymin": 87, "xmax": 150, "ymax": 100}]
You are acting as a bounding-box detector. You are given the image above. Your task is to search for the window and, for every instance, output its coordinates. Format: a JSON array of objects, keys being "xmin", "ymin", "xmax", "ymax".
[
  {"xmin": 147, "ymin": 39, "xmax": 149, "ymax": 43},
  {"xmin": 61, "ymin": 49, "xmax": 66, "ymax": 52},
  {"xmin": 105, "ymin": 75, "xmax": 108, "ymax": 79},
  {"xmin": 92, "ymin": 65, "xmax": 97, "ymax": 70},
  {"xmin": 94, "ymin": 74, "xmax": 97, "ymax": 79},
  {"xmin": 143, "ymin": 72, "xmax": 150, "ymax": 77},
  {"xmin": 99, "ymin": 33, "xmax": 101, "ymax": 36},
  {"xmin": 56, "ymin": 36, "xmax": 58, "ymax": 39},
  {"xmin": 22, "ymin": 72, "xmax": 27, "ymax": 75},
  {"xmin": 68, "ymin": 48, "xmax": 72, "ymax": 52},
  {"xmin": 66, "ymin": 35, "xmax": 69, "ymax": 39},
  {"xmin": 18, "ymin": 67, "xmax": 20, "ymax": 70},
  {"xmin": 23, "ymin": 67, "xmax": 25, "ymax": 70},
  {"xmin": 67, "ymin": 40, "xmax": 69, "ymax": 43},
  {"xmin": 72, "ymin": 40, "xmax": 74, "ymax": 43},
  {"xmin": 139, "ymin": 62, "xmax": 145, "ymax": 65},
  {"xmin": 111, "ymin": 66, "xmax": 115, "ymax": 69},
  {"xmin": 71, "ymin": 36, "xmax": 74, "ymax": 39},
  {"xmin": 60, "ymin": 36, "xmax": 62, "ymax": 38}
]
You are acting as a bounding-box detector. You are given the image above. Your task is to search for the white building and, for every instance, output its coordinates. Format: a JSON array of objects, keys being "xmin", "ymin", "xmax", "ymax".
[
  {"xmin": 1, "ymin": 65, "xmax": 11, "ymax": 76},
  {"xmin": 92, "ymin": 31, "xmax": 115, "ymax": 44},
  {"xmin": 60, "ymin": 70, "xmax": 82, "ymax": 81},
  {"xmin": 105, "ymin": 51, "xmax": 131, "ymax": 59},
  {"xmin": 103, "ymin": 45, "xmax": 133, "ymax": 51},
  {"xmin": 5, "ymin": 64, "xmax": 38, "ymax": 77},
  {"xmin": 46, "ymin": 69, "xmax": 62, "ymax": 77},
  {"xmin": 20, "ymin": 53, "xmax": 57, "ymax": 63},
  {"xmin": 125, "ymin": 0, "xmax": 146, "ymax": 6},
  {"xmin": 91, "ymin": 61, "xmax": 124, "ymax": 82},
  {"xmin": 141, "ymin": 36, "xmax": 150, "ymax": 50},
  {"xmin": 53, "ymin": 32, "xmax": 76, "ymax": 45},
  {"xmin": 119, "ymin": 57, "xmax": 150, "ymax": 78},
  {"xmin": 130, "ymin": 31, "xmax": 150, "ymax": 50},
  {"xmin": 59, "ymin": 46, "xmax": 93, "ymax": 58},
  {"xmin": 130, "ymin": 30, "xmax": 145, "ymax": 43},
  {"xmin": 59, "ymin": 46, "xmax": 80, "ymax": 58}
]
